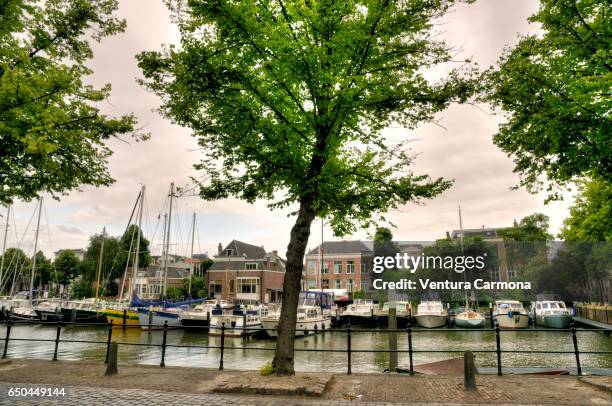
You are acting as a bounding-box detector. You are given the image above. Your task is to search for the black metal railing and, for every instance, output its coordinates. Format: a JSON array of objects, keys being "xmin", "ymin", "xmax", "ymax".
[{"xmin": 1, "ymin": 319, "xmax": 610, "ymax": 376}]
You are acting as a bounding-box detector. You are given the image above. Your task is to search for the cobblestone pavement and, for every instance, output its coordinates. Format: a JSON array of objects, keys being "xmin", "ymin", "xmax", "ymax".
[{"xmin": 0, "ymin": 383, "xmax": 452, "ymax": 406}]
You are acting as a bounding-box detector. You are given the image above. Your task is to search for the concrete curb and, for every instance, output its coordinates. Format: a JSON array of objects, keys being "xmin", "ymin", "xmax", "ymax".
[{"xmin": 579, "ymin": 377, "xmax": 612, "ymax": 393}]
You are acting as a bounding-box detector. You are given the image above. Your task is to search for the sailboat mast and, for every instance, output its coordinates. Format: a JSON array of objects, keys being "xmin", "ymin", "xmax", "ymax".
[
  {"xmin": 163, "ymin": 182, "xmax": 174, "ymax": 298},
  {"xmin": 0, "ymin": 204, "xmax": 10, "ymax": 293},
  {"xmin": 318, "ymin": 218, "xmax": 323, "ymax": 290},
  {"xmin": 131, "ymin": 185, "xmax": 145, "ymax": 297},
  {"xmin": 188, "ymin": 212, "xmax": 195, "ymax": 296},
  {"xmin": 95, "ymin": 227, "xmax": 106, "ymax": 302},
  {"xmin": 458, "ymin": 205, "xmax": 469, "ymax": 308},
  {"xmin": 29, "ymin": 198, "xmax": 43, "ymax": 305}
]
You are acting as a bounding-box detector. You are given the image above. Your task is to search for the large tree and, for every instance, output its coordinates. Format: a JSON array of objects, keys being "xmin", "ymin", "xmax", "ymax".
[
  {"xmin": 0, "ymin": 0, "xmax": 145, "ymax": 204},
  {"xmin": 485, "ymin": 0, "xmax": 610, "ymax": 199},
  {"xmin": 560, "ymin": 179, "xmax": 612, "ymax": 241},
  {"xmin": 138, "ymin": 0, "xmax": 475, "ymax": 374}
]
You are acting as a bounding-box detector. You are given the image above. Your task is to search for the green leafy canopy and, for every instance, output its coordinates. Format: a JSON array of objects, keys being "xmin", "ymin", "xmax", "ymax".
[
  {"xmin": 484, "ymin": 0, "xmax": 611, "ymax": 200},
  {"xmin": 138, "ymin": 0, "xmax": 477, "ymax": 235},
  {"xmin": 0, "ymin": 0, "xmax": 147, "ymax": 204}
]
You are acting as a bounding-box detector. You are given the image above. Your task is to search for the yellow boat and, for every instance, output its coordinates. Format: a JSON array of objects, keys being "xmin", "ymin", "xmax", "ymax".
[{"xmin": 103, "ymin": 308, "xmax": 141, "ymax": 328}]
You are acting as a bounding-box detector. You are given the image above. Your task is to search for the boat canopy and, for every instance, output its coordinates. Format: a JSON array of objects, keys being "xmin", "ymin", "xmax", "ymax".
[{"xmin": 130, "ymin": 292, "xmax": 206, "ymax": 308}]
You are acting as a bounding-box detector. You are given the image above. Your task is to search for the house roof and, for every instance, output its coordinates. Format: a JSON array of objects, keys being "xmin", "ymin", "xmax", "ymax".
[
  {"xmin": 306, "ymin": 240, "xmax": 372, "ymax": 255},
  {"xmin": 216, "ymin": 240, "xmax": 267, "ymax": 259},
  {"xmin": 450, "ymin": 228, "xmax": 510, "ymax": 239}
]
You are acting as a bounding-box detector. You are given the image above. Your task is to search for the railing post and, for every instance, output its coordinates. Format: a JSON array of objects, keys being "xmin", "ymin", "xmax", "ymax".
[
  {"xmin": 52, "ymin": 321, "xmax": 62, "ymax": 361},
  {"xmin": 495, "ymin": 323, "xmax": 502, "ymax": 376},
  {"xmin": 105, "ymin": 320, "xmax": 113, "ymax": 364},
  {"xmin": 407, "ymin": 325, "xmax": 414, "ymax": 375},
  {"xmin": 2, "ymin": 319, "xmax": 11, "ymax": 359},
  {"xmin": 122, "ymin": 309, "xmax": 127, "ymax": 331},
  {"xmin": 160, "ymin": 320, "xmax": 168, "ymax": 367},
  {"xmin": 219, "ymin": 322, "xmax": 225, "ymax": 371},
  {"xmin": 346, "ymin": 323, "xmax": 352, "ymax": 375},
  {"xmin": 571, "ymin": 322, "xmax": 582, "ymax": 376}
]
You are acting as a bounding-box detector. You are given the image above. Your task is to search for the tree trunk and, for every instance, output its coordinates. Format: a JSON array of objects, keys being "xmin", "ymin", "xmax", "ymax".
[{"xmin": 272, "ymin": 199, "xmax": 316, "ymax": 375}]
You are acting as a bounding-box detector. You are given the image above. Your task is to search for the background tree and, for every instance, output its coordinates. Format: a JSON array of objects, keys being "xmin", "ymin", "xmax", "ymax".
[
  {"xmin": 0, "ymin": 0, "xmax": 146, "ymax": 204},
  {"xmin": 0, "ymin": 247, "xmax": 30, "ymax": 293},
  {"xmin": 560, "ymin": 179, "xmax": 612, "ymax": 241},
  {"xmin": 138, "ymin": 0, "xmax": 475, "ymax": 375},
  {"xmin": 484, "ymin": 0, "xmax": 610, "ymax": 199},
  {"xmin": 81, "ymin": 231, "xmax": 122, "ymax": 296},
  {"xmin": 182, "ymin": 275, "xmax": 207, "ymax": 298},
  {"xmin": 116, "ymin": 224, "xmax": 152, "ymax": 272},
  {"xmin": 53, "ymin": 249, "xmax": 81, "ymax": 285},
  {"xmin": 33, "ymin": 250, "xmax": 54, "ymax": 289}
]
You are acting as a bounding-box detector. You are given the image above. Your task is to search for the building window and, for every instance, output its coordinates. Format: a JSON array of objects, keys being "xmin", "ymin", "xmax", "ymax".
[
  {"xmin": 306, "ymin": 260, "xmax": 317, "ymax": 275},
  {"xmin": 209, "ymin": 280, "xmax": 223, "ymax": 297},
  {"xmin": 321, "ymin": 279, "xmax": 330, "ymax": 289},
  {"xmin": 360, "ymin": 281, "xmax": 369, "ymax": 292},
  {"xmin": 333, "ymin": 261, "xmax": 342, "ymax": 274},
  {"xmin": 508, "ymin": 267, "xmax": 516, "ymax": 280},
  {"xmin": 346, "ymin": 261, "xmax": 355, "ymax": 274},
  {"xmin": 321, "ymin": 262, "xmax": 329, "ymax": 274},
  {"xmin": 308, "ymin": 280, "xmax": 316, "ymax": 289},
  {"xmin": 347, "ymin": 279, "xmax": 354, "ymax": 292},
  {"xmin": 361, "ymin": 262, "xmax": 368, "ymax": 273},
  {"xmin": 237, "ymin": 277, "xmax": 260, "ymax": 294},
  {"xmin": 334, "ymin": 279, "xmax": 342, "ymax": 289},
  {"xmin": 225, "ymin": 249, "xmax": 233, "ymax": 256},
  {"xmin": 245, "ymin": 263, "xmax": 258, "ymax": 270}
]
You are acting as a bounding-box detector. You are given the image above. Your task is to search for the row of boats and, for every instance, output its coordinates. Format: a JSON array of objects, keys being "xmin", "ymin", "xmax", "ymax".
[
  {"xmin": 340, "ymin": 298, "xmax": 574, "ymax": 329},
  {"xmin": 1, "ymin": 292, "xmax": 574, "ymax": 337}
]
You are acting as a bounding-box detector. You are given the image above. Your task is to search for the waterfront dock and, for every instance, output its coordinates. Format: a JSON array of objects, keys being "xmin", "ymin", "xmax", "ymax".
[{"xmin": 0, "ymin": 359, "xmax": 611, "ymax": 405}]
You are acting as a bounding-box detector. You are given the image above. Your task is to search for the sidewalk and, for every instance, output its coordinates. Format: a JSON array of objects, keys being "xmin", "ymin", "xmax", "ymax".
[{"xmin": 0, "ymin": 359, "xmax": 610, "ymax": 405}]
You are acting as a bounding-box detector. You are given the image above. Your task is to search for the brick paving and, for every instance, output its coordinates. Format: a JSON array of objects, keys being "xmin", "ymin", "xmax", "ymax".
[{"xmin": 0, "ymin": 360, "xmax": 610, "ymax": 405}]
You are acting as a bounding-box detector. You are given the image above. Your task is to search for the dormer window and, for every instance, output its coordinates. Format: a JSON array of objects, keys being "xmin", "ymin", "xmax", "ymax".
[
  {"xmin": 245, "ymin": 263, "xmax": 257, "ymax": 270},
  {"xmin": 225, "ymin": 249, "xmax": 233, "ymax": 256}
]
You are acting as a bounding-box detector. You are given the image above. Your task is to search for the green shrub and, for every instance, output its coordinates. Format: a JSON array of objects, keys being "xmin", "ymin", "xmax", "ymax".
[{"xmin": 260, "ymin": 362, "xmax": 275, "ymax": 376}]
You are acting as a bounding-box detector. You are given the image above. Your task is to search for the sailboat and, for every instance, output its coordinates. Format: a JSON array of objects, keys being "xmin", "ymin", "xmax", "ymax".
[
  {"xmin": 10, "ymin": 199, "xmax": 43, "ymax": 321},
  {"xmin": 59, "ymin": 226, "xmax": 108, "ymax": 324},
  {"xmin": 138, "ymin": 182, "xmax": 186, "ymax": 330},
  {"xmin": 102, "ymin": 185, "xmax": 146, "ymax": 328},
  {"xmin": 453, "ymin": 206, "xmax": 485, "ymax": 329}
]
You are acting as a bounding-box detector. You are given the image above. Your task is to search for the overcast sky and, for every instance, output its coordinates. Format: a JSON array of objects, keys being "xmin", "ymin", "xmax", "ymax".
[{"xmin": 5, "ymin": 0, "xmax": 575, "ymax": 259}]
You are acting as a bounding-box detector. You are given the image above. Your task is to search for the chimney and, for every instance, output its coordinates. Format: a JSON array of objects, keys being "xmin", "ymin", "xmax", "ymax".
[
  {"xmin": 218, "ymin": 243, "xmax": 222, "ymax": 255},
  {"xmin": 273, "ymin": 250, "xmax": 278, "ymax": 256},
  {"xmin": 446, "ymin": 231, "xmax": 450, "ymax": 240}
]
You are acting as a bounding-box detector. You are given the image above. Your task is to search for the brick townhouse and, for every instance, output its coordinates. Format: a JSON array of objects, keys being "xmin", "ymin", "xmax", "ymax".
[{"xmin": 207, "ymin": 240, "xmax": 285, "ymax": 303}]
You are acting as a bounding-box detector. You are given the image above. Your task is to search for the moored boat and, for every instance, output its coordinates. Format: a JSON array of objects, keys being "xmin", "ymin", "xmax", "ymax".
[
  {"xmin": 454, "ymin": 309, "xmax": 485, "ymax": 328},
  {"xmin": 103, "ymin": 307, "xmax": 141, "ymax": 328},
  {"xmin": 376, "ymin": 301, "xmax": 411, "ymax": 327},
  {"xmin": 138, "ymin": 307, "xmax": 183, "ymax": 330},
  {"xmin": 340, "ymin": 299, "xmax": 377, "ymax": 325},
  {"xmin": 209, "ymin": 304, "xmax": 262, "ymax": 337},
  {"xmin": 531, "ymin": 300, "xmax": 572, "ymax": 329},
  {"xmin": 261, "ymin": 291, "xmax": 332, "ymax": 338},
  {"xmin": 180, "ymin": 300, "xmax": 231, "ymax": 331},
  {"xmin": 414, "ymin": 301, "xmax": 448, "ymax": 328},
  {"xmin": 493, "ymin": 300, "xmax": 529, "ymax": 329}
]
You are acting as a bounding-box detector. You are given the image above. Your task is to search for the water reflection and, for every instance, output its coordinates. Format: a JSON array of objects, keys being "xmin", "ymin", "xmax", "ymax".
[{"xmin": 1, "ymin": 324, "xmax": 610, "ymax": 373}]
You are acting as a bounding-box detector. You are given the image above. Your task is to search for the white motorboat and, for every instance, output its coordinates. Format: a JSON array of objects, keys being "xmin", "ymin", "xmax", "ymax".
[
  {"xmin": 414, "ymin": 301, "xmax": 448, "ymax": 328},
  {"xmin": 261, "ymin": 291, "xmax": 332, "ymax": 337},
  {"xmin": 340, "ymin": 299, "xmax": 377, "ymax": 325},
  {"xmin": 179, "ymin": 300, "xmax": 232, "ymax": 330},
  {"xmin": 493, "ymin": 300, "xmax": 529, "ymax": 329},
  {"xmin": 376, "ymin": 301, "xmax": 411, "ymax": 327},
  {"xmin": 531, "ymin": 300, "xmax": 572, "ymax": 329},
  {"xmin": 209, "ymin": 304, "xmax": 262, "ymax": 337}
]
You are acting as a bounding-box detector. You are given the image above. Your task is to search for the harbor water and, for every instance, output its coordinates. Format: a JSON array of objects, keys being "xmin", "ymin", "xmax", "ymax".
[{"xmin": 1, "ymin": 324, "xmax": 610, "ymax": 373}]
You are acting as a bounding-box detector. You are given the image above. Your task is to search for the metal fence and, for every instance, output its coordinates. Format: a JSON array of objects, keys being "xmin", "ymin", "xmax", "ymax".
[{"xmin": 1, "ymin": 320, "xmax": 610, "ymax": 375}]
